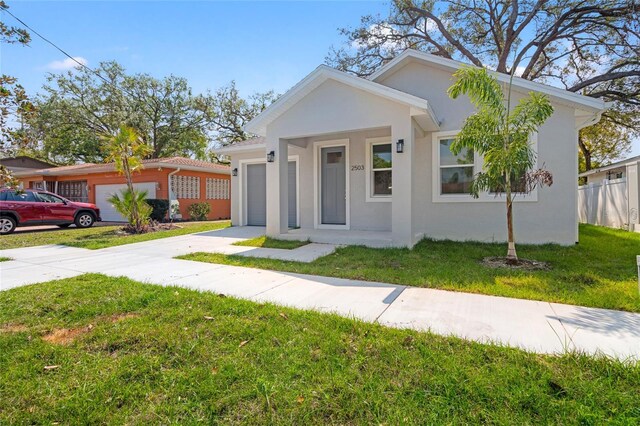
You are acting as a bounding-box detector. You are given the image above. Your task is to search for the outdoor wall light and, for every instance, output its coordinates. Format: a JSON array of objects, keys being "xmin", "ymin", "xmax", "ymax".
[
  {"xmin": 267, "ymin": 151, "xmax": 275, "ymax": 163},
  {"xmin": 396, "ymin": 139, "xmax": 405, "ymax": 153},
  {"xmin": 232, "ymin": 168, "xmax": 238, "ymax": 176}
]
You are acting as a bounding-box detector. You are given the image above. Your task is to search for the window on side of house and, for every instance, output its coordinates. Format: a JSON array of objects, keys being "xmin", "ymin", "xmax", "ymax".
[
  {"xmin": 368, "ymin": 140, "xmax": 392, "ymax": 199},
  {"xmin": 439, "ymin": 138, "xmax": 474, "ymax": 195}
]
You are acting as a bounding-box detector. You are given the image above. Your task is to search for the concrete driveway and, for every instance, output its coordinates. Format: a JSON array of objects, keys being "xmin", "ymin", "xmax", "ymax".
[
  {"xmin": 13, "ymin": 221, "xmax": 123, "ymax": 234},
  {"xmin": 1, "ymin": 226, "xmax": 639, "ymax": 361}
]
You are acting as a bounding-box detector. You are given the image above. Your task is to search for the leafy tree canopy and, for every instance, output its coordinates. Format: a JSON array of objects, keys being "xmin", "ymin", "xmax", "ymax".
[
  {"xmin": 23, "ymin": 63, "xmax": 276, "ymax": 164},
  {"xmin": 327, "ymin": 0, "xmax": 640, "ymax": 169}
]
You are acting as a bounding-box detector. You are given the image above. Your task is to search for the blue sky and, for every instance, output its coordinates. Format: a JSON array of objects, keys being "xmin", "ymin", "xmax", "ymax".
[
  {"xmin": 2, "ymin": 0, "xmax": 638, "ymax": 156},
  {"xmin": 2, "ymin": 1, "xmax": 390, "ymax": 97}
]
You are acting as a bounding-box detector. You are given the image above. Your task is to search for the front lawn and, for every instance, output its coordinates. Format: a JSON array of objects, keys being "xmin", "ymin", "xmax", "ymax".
[
  {"xmin": 181, "ymin": 224, "xmax": 640, "ymax": 312},
  {"xmin": 1, "ymin": 274, "xmax": 638, "ymax": 424},
  {"xmin": 233, "ymin": 236, "xmax": 309, "ymax": 250},
  {"xmin": 0, "ymin": 221, "xmax": 230, "ymax": 250}
]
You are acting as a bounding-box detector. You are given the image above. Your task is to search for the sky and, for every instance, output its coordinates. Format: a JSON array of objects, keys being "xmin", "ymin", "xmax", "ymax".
[
  {"xmin": 2, "ymin": 0, "xmax": 638, "ymax": 157},
  {"xmin": 2, "ymin": 0, "xmax": 390, "ymax": 96}
]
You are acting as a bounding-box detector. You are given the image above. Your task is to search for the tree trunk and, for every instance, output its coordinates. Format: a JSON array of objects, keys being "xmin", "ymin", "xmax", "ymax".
[
  {"xmin": 505, "ymin": 184, "xmax": 518, "ymax": 264},
  {"xmin": 578, "ymin": 133, "xmax": 592, "ymax": 171},
  {"xmin": 123, "ymin": 157, "xmax": 141, "ymax": 231}
]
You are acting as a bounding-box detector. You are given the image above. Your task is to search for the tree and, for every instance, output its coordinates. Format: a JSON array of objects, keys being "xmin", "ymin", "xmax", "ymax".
[
  {"xmin": 328, "ymin": 0, "xmax": 640, "ymax": 169},
  {"xmin": 0, "ymin": 1, "xmax": 35, "ymax": 188},
  {"xmin": 28, "ymin": 62, "xmax": 214, "ymax": 163},
  {"xmin": 103, "ymin": 126, "xmax": 152, "ymax": 232},
  {"xmin": 208, "ymin": 81, "xmax": 276, "ymax": 146},
  {"xmin": 448, "ymin": 66, "xmax": 554, "ymax": 263}
]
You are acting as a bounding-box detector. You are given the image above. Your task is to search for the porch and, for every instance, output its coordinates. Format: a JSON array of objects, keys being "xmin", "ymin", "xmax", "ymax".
[{"xmin": 277, "ymin": 227, "xmax": 397, "ymax": 248}]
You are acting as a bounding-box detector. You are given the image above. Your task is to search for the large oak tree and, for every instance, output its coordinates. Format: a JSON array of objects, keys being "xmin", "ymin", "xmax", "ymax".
[{"xmin": 327, "ymin": 0, "xmax": 640, "ymax": 170}]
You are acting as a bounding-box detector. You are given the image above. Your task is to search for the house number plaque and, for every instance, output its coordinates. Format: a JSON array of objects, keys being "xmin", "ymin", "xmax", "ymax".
[{"xmin": 351, "ymin": 165, "xmax": 365, "ymax": 171}]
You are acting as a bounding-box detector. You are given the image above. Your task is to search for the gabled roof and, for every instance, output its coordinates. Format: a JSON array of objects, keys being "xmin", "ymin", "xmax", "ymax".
[
  {"xmin": 578, "ymin": 155, "xmax": 640, "ymax": 177},
  {"xmin": 369, "ymin": 49, "xmax": 606, "ymax": 113},
  {"xmin": 244, "ymin": 65, "xmax": 440, "ymax": 137},
  {"xmin": 14, "ymin": 157, "xmax": 230, "ymax": 177}
]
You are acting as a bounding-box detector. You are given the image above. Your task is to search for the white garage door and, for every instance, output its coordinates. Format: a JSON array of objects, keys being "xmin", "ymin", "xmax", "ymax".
[{"xmin": 95, "ymin": 182, "xmax": 157, "ymax": 222}]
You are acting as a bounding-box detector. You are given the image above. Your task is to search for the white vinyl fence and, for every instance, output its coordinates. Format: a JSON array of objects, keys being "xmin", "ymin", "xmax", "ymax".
[{"xmin": 578, "ymin": 178, "xmax": 628, "ymax": 228}]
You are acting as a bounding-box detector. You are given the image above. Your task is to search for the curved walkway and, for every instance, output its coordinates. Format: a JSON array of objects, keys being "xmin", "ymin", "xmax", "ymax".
[{"xmin": 1, "ymin": 226, "xmax": 639, "ymax": 361}]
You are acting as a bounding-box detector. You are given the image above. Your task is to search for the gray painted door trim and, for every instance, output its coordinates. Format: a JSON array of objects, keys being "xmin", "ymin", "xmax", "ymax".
[
  {"xmin": 238, "ymin": 156, "xmax": 299, "ymax": 227},
  {"xmin": 313, "ymin": 139, "xmax": 350, "ymax": 230}
]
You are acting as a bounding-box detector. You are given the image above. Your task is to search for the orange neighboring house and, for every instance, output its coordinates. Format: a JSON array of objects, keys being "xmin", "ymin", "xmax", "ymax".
[{"xmin": 14, "ymin": 157, "xmax": 231, "ymax": 222}]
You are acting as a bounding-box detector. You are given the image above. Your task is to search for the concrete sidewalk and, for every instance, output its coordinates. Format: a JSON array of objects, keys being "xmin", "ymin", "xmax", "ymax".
[{"xmin": 1, "ymin": 227, "xmax": 639, "ymax": 361}]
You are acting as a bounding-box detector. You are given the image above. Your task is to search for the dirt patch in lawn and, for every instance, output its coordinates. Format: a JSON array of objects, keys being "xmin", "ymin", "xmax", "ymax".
[
  {"xmin": 482, "ymin": 257, "xmax": 551, "ymax": 271},
  {"xmin": 0, "ymin": 323, "xmax": 29, "ymax": 333},
  {"xmin": 42, "ymin": 312, "xmax": 140, "ymax": 345},
  {"xmin": 115, "ymin": 221, "xmax": 181, "ymax": 236}
]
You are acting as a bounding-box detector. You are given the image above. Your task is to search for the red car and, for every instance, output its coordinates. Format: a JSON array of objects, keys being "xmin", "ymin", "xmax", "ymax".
[{"xmin": 0, "ymin": 189, "xmax": 101, "ymax": 234}]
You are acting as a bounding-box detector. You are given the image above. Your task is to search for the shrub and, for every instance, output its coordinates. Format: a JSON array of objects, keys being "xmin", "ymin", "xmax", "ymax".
[
  {"xmin": 187, "ymin": 202, "xmax": 211, "ymax": 221},
  {"xmin": 145, "ymin": 199, "xmax": 170, "ymax": 222},
  {"xmin": 108, "ymin": 188, "xmax": 152, "ymax": 231}
]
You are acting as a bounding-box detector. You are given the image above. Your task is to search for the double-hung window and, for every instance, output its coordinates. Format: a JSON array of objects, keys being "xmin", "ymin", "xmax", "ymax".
[
  {"xmin": 439, "ymin": 137, "xmax": 474, "ymax": 195},
  {"xmin": 366, "ymin": 138, "xmax": 392, "ymax": 201},
  {"xmin": 432, "ymin": 130, "xmax": 539, "ymax": 202}
]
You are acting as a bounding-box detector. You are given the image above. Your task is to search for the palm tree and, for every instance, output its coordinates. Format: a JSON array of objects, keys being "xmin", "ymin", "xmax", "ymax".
[
  {"xmin": 103, "ymin": 126, "xmax": 152, "ymax": 232},
  {"xmin": 448, "ymin": 67, "xmax": 554, "ymax": 263}
]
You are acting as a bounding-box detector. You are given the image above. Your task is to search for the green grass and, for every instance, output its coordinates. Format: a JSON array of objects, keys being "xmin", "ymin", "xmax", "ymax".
[
  {"xmin": 180, "ymin": 224, "xmax": 640, "ymax": 313},
  {"xmin": 233, "ymin": 236, "xmax": 310, "ymax": 250},
  {"xmin": 0, "ymin": 257, "xmax": 11, "ymax": 262},
  {"xmin": 1, "ymin": 274, "xmax": 638, "ymax": 424},
  {"xmin": 0, "ymin": 221, "xmax": 230, "ymax": 250}
]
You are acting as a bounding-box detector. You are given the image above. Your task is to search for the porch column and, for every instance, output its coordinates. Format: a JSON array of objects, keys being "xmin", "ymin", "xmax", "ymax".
[
  {"xmin": 265, "ymin": 136, "xmax": 289, "ymax": 236},
  {"xmin": 391, "ymin": 115, "xmax": 416, "ymax": 247},
  {"xmin": 628, "ymin": 161, "xmax": 640, "ymax": 233}
]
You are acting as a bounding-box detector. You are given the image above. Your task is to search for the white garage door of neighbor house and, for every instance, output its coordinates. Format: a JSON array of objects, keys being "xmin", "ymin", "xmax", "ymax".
[{"xmin": 95, "ymin": 182, "xmax": 157, "ymax": 222}]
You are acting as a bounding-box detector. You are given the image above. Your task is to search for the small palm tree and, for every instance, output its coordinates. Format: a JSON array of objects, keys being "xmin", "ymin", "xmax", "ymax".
[
  {"xmin": 103, "ymin": 126, "xmax": 152, "ymax": 232},
  {"xmin": 448, "ymin": 67, "xmax": 554, "ymax": 263}
]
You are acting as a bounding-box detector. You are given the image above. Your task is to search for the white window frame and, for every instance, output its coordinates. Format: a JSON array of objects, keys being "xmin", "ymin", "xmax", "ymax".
[
  {"xmin": 365, "ymin": 137, "xmax": 393, "ymax": 202},
  {"xmin": 432, "ymin": 130, "xmax": 539, "ymax": 203}
]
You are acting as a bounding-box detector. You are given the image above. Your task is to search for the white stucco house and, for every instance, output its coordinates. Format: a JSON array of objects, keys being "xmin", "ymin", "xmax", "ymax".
[{"xmin": 217, "ymin": 50, "xmax": 605, "ymax": 248}]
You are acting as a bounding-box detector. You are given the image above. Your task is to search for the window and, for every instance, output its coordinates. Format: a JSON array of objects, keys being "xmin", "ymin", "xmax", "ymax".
[
  {"xmin": 5, "ymin": 191, "xmax": 36, "ymax": 202},
  {"xmin": 171, "ymin": 175, "xmax": 200, "ymax": 199},
  {"xmin": 432, "ymin": 130, "xmax": 539, "ymax": 203},
  {"xmin": 36, "ymin": 192, "xmax": 65, "ymax": 203},
  {"xmin": 366, "ymin": 138, "xmax": 392, "ymax": 201},
  {"xmin": 206, "ymin": 178, "xmax": 230, "ymax": 200},
  {"xmin": 439, "ymin": 138, "xmax": 474, "ymax": 194}
]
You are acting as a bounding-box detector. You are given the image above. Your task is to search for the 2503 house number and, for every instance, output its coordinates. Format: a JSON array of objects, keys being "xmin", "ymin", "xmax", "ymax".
[{"xmin": 351, "ymin": 165, "xmax": 365, "ymax": 171}]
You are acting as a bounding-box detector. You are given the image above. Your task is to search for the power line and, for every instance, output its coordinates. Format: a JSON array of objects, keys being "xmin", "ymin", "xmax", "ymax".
[{"xmin": 1, "ymin": 4, "xmax": 134, "ymax": 100}]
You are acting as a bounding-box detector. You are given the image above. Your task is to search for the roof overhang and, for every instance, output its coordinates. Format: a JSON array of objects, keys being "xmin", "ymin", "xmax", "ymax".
[
  {"xmin": 215, "ymin": 142, "xmax": 267, "ymax": 155},
  {"xmin": 14, "ymin": 161, "xmax": 230, "ymax": 177},
  {"xmin": 244, "ymin": 65, "xmax": 441, "ymax": 137},
  {"xmin": 369, "ymin": 49, "xmax": 606, "ymax": 114}
]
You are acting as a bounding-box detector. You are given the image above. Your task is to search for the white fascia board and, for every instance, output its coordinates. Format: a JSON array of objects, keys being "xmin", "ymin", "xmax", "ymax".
[
  {"xmin": 215, "ymin": 144, "xmax": 266, "ymax": 155},
  {"xmin": 370, "ymin": 50, "xmax": 606, "ymax": 112},
  {"xmin": 244, "ymin": 64, "xmax": 436, "ymax": 136}
]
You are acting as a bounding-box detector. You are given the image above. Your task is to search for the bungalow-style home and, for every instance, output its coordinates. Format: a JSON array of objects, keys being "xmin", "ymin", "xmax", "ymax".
[
  {"xmin": 0, "ymin": 156, "xmax": 56, "ymax": 173},
  {"xmin": 578, "ymin": 155, "xmax": 640, "ymax": 232},
  {"xmin": 217, "ymin": 49, "xmax": 606, "ymax": 248},
  {"xmin": 14, "ymin": 157, "xmax": 231, "ymax": 222}
]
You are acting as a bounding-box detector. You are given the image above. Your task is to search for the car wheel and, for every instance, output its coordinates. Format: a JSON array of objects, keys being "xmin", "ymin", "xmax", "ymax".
[
  {"xmin": 0, "ymin": 217, "xmax": 17, "ymax": 234},
  {"xmin": 58, "ymin": 224, "xmax": 71, "ymax": 228},
  {"xmin": 75, "ymin": 212, "xmax": 95, "ymax": 228}
]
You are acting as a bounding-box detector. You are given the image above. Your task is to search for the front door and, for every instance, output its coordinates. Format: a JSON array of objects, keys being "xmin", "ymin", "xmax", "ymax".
[{"xmin": 321, "ymin": 146, "xmax": 346, "ymax": 225}]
